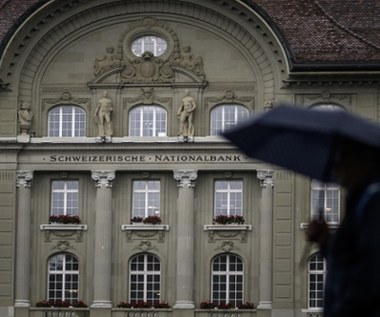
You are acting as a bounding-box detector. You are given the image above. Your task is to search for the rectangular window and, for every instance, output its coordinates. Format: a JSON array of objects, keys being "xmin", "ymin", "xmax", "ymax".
[
  {"xmin": 311, "ymin": 180, "xmax": 340, "ymax": 223},
  {"xmin": 132, "ymin": 180, "xmax": 160, "ymax": 218},
  {"xmin": 51, "ymin": 180, "xmax": 79, "ymax": 216},
  {"xmin": 214, "ymin": 180, "xmax": 243, "ymax": 216}
]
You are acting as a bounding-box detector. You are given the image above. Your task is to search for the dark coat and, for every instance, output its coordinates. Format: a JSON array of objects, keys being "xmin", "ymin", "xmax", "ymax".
[{"xmin": 323, "ymin": 181, "xmax": 380, "ymax": 317}]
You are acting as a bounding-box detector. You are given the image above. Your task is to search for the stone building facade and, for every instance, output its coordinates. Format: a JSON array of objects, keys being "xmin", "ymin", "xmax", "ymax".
[{"xmin": 0, "ymin": 1, "xmax": 380, "ymax": 317}]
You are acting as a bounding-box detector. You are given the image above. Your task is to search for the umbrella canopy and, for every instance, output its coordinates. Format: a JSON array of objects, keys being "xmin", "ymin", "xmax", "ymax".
[{"xmin": 223, "ymin": 105, "xmax": 380, "ymax": 183}]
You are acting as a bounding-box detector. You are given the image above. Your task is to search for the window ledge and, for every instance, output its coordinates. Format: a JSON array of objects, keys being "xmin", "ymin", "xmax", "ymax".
[
  {"xmin": 301, "ymin": 308, "xmax": 323, "ymax": 317},
  {"xmin": 121, "ymin": 224, "xmax": 170, "ymax": 231},
  {"xmin": 300, "ymin": 222, "xmax": 339, "ymax": 229},
  {"xmin": 301, "ymin": 308, "xmax": 323, "ymax": 312},
  {"xmin": 40, "ymin": 224, "xmax": 88, "ymax": 231},
  {"xmin": 204, "ymin": 224, "xmax": 252, "ymax": 231},
  {"xmin": 39, "ymin": 224, "xmax": 87, "ymax": 242}
]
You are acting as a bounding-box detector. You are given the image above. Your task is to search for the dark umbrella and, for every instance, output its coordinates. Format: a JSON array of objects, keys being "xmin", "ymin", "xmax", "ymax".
[{"xmin": 223, "ymin": 104, "xmax": 380, "ymax": 183}]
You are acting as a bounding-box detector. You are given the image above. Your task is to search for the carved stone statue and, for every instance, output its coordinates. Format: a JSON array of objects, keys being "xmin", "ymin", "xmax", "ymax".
[
  {"xmin": 177, "ymin": 90, "xmax": 196, "ymax": 137},
  {"xmin": 94, "ymin": 47, "xmax": 118, "ymax": 76},
  {"xmin": 179, "ymin": 46, "xmax": 196, "ymax": 70},
  {"xmin": 94, "ymin": 91, "xmax": 113, "ymax": 137},
  {"xmin": 264, "ymin": 99, "xmax": 274, "ymax": 111},
  {"xmin": 18, "ymin": 102, "xmax": 33, "ymax": 134},
  {"xmin": 177, "ymin": 46, "xmax": 205, "ymax": 78},
  {"xmin": 142, "ymin": 87, "xmax": 154, "ymax": 104}
]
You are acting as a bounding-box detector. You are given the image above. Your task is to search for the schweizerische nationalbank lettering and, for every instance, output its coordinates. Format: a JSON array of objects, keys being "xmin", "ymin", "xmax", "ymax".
[{"xmin": 49, "ymin": 154, "xmax": 243, "ymax": 163}]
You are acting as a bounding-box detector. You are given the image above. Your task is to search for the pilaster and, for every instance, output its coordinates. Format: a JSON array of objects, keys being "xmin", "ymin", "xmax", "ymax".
[
  {"xmin": 257, "ymin": 169, "xmax": 274, "ymax": 311},
  {"xmin": 173, "ymin": 170, "xmax": 197, "ymax": 309},
  {"xmin": 91, "ymin": 171, "xmax": 115, "ymax": 308},
  {"xmin": 15, "ymin": 170, "xmax": 33, "ymax": 308}
]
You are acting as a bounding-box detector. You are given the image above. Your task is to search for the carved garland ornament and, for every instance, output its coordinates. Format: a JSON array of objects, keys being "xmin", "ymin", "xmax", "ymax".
[
  {"xmin": 42, "ymin": 91, "xmax": 91, "ymax": 112},
  {"xmin": 92, "ymin": 17, "xmax": 206, "ymax": 85}
]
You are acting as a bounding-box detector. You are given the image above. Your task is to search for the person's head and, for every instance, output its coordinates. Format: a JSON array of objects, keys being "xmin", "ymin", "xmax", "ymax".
[
  {"xmin": 21, "ymin": 102, "xmax": 31, "ymax": 110},
  {"xmin": 333, "ymin": 139, "xmax": 380, "ymax": 189}
]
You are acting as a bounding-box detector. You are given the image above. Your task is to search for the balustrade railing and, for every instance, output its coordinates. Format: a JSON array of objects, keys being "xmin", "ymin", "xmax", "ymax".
[
  {"xmin": 29, "ymin": 308, "xmax": 257, "ymax": 317},
  {"xmin": 30, "ymin": 308, "xmax": 89, "ymax": 317}
]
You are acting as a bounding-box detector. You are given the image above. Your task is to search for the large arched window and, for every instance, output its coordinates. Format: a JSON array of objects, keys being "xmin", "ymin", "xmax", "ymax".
[
  {"xmin": 210, "ymin": 104, "xmax": 249, "ymax": 136},
  {"xmin": 211, "ymin": 254, "xmax": 244, "ymax": 307},
  {"xmin": 129, "ymin": 253, "xmax": 161, "ymax": 303},
  {"xmin": 309, "ymin": 102, "xmax": 346, "ymax": 112},
  {"xmin": 48, "ymin": 105, "xmax": 86, "ymax": 137},
  {"xmin": 308, "ymin": 253, "xmax": 326, "ymax": 309},
  {"xmin": 48, "ymin": 253, "xmax": 79, "ymax": 303},
  {"xmin": 129, "ymin": 105, "xmax": 167, "ymax": 137}
]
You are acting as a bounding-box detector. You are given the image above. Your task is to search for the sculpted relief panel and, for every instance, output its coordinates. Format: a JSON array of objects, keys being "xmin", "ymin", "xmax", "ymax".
[{"xmin": 91, "ymin": 17, "xmax": 206, "ymax": 87}]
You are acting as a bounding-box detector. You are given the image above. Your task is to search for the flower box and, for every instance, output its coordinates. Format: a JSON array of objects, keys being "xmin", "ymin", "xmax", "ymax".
[
  {"xmin": 49, "ymin": 214, "xmax": 81, "ymax": 224},
  {"xmin": 199, "ymin": 301, "xmax": 255, "ymax": 310},
  {"xmin": 130, "ymin": 215, "xmax": 161, "ymax": 225},
  {"xmin": 213, "ymin": 215, "xmax": 245, "ymax": 225},
  {"xmin": 36, "ymin": 300, "xmax": 88, "ymax": 308},
  {"xmin": 117, "ymin": 301, "xmax": 171, "ymax": 309}
]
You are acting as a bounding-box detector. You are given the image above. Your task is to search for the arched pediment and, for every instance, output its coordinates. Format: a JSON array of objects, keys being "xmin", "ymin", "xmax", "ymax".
[{"xmin": 2, "ymin": 1, "xmax": 285, "ymax": 98}]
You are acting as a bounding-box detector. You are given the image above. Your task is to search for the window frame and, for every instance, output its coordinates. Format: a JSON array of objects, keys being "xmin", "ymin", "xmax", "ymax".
[
  {"xmin": 132, "ymin": 180, "xmax": 161, "ymax": 218},
  {"xmin": 214, "ymin": 180, "xmax": 243, "ymax": 217},
  {"xmin": 210, "ymin": 104, "xmax": 249, "ymax": 136},
  {"xmin": 308, "ymin": 253, "xmax": 326, "ymax": 309},
  {"xmin": 50, "ymin": 180, "xmax": 79, "ymax": 217},
  {"xmin": 48, "ymin": 105, "xmax": 86, "ymax": 137},
  {"xmin": 129, "ymin": 105, "xmax": 167, "ymax": 137},
  {"xmin": 47, "ymin": 253, "xmax": 79, "ymax": 303},
  {"xmin": 131, "ymin": 35, "xmax": 168, "ymax": 57},
  {"xmin": 129, "ymin": 253, "xmax": 161, "ymax": 303},
  {"xmin": 211, "ymin": 254, "xmax": 244, "ymax": 307},
  {"xmin": 310, "ymin": 180, "xmax": 340, "ymax": 224}
]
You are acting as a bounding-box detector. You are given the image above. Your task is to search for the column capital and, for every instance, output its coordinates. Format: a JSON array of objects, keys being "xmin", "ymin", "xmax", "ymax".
[
  {"xmin": 91, "ymin": 171, "xmax": 115, "ymax": 188},
  {"xmin": 257, "ymin": 169, "xmax": 274, "ymax": 188},
  {"xmin": 173, "ymin": 170, "xmax": 197, "ymax": 188},
  {"xmin": 16, "ymin": 170, "xmax": 33, "ymax": 188}
]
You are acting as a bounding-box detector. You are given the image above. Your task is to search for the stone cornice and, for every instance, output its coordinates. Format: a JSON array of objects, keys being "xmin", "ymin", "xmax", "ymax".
[
  {"xmin": 8, "ymin": 143, "xmax": 273, "ymax": 171},
  {"xmin": 283, "ymin": 76, "xmax": 380, "ymax": 87}
]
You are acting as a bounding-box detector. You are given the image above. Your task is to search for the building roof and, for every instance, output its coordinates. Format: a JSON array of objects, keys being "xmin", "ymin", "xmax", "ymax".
[{"xmin": 0, "ymin": 0, "xmax": 380, "ymax": 70}]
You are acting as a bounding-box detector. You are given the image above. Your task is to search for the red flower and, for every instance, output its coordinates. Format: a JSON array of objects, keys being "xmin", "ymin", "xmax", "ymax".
[
  {"xmin": 49, "ymin": 214, "xmax": 81, "ymax": 224},
  {"xmin": 213, "ymin": 214, "xmax": 244, "ymax": 225}
]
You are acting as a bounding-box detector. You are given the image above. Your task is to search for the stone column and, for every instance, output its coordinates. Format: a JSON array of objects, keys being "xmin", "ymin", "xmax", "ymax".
[
  {"xmin": 91, "ymin": 171, "xmax": 115, "ymax": 308},
  {"xmin": 15, "ymin": 170, "xmax": 33, "ymax": 307},
  {"xmin": 257, "ymin": 169, "xmax": 274, "ymax": 310},
  {"xmin": 173, "ymin": 170, "xmax": 197, "ymax": 309}
]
